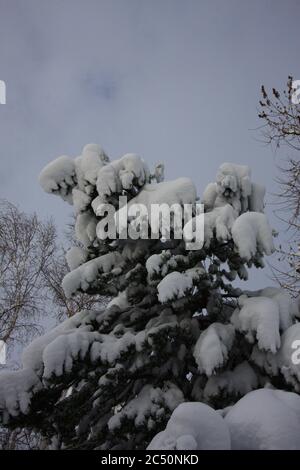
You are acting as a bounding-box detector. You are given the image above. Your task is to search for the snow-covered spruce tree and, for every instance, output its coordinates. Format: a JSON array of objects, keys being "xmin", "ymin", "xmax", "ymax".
[{"xmin": 0, "ymin": 144, "xmax": 299, "ymax": 450}]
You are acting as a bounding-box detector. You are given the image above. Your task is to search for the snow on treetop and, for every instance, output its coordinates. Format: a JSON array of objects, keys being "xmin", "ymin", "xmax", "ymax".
[
  {"xmin": 2, "ymin": 145, "xmax": 298, "ymax": 450},
  {"xmin": 96, "ymin": 153, "xmax": 150, "ymax": 200},
  {"xmin": 38, "ymin": 155, "xmax": 76, "ymax": 202}
]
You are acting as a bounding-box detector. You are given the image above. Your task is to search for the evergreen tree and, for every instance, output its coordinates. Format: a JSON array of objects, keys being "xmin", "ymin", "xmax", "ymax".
[{"xmin": 0, "ymin": 144, "xmax": 299, "ymax": 450}]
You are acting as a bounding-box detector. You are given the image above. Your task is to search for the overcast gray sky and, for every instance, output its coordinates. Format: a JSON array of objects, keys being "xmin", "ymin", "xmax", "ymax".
[{"xmin": 0, "ymin": 0, "xmax": 299, "ymax": 288}]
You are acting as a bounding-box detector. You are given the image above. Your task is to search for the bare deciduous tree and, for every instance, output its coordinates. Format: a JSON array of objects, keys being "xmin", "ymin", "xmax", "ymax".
[
  {"xmin": 0, "ymin": 201, "xmax": 107, "ymax": 449},
  {"xmin": 0, "ymin": 200, "xmax": 56, "ymax": 345},
  {"xmin": 258, "ymin": 78, "xmax": 300, "ymax": 296},
  {"xmin": 43, "ymin": 245, "xmax": 107, "ymax": 320}
]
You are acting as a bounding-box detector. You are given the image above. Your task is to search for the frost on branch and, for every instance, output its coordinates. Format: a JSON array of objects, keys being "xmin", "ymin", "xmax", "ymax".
[{"xmin": 1, "ymin": 147, "xmax": 300, "ymax": 450}]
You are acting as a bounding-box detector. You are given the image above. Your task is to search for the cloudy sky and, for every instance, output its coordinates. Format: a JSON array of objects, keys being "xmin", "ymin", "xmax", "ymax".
[{"xmin": 0, "ymin": 0, "xmax": 299, "ymax": 288}]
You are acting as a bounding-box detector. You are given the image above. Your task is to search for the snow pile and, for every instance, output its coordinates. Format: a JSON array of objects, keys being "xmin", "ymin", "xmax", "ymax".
[
  {"xmin": 157, "ymin": 271, "xmax": 193, "ymax": 303},
  {"xmin": 149, "ymin": 388, "xmax": 300, "ymax": 450},
  {"xmin": 74, "ymin": 212, "xmax": 98, "ymax": 247},
  {"xmin": 66, "ymin": 246, "xmax": 88, "ymax": 270},
  {"xmin": 43, "ymin": 331, "xmax": 101, "ymax": 379},
  {"xmin": 231, "ymin": 295, "xmax": 281, "ymax": 353},
  {"xmin": 80, "ymin": 143, "xmax": 109, "ymax": 186},
  {"xmin": 146, "ymin": 251, "xmax": 193, "ymax": 281},
  {"xmin": 0, "ymin": 369, "xmax": 42, "ymax": 418},
  {"xmin": 107, "ymin": 291, "xmax": 129, "ymax": 310},
  {"xmin": 147, "ymin": 402, "xmax": 231, "ymax": 450},
  {"xmin": 203, "ymin": 205, "xmax": 236, "ymax": 246},
  {"xmin": 203, "ymin": 163, "xmax": 251, "ymax": 214},
  {"xmin": 201, "ymin": 163, "xmax": 274, "ymax": 261},
  {"xmin": 253, "ymin": 287, "xmax": 299, "ymax": 330},
  {"xmin": 232, "ymin": 212, "xmax": 274, "ymax": 261},
  {"xmin": 146, "ymin": 253, "xmax": 167, "ymax": 279},
  {"xmin": 96, "ymin": 153, "xmax": 150, "ymax": 200},
  {"xmin": 108, "ymin": 382, "xmax": 184, "ymax": 431},
  {"xmin": 115, "ymin": 177, "xmax": 197, "ymax": 237},
  {"xmin": 193, "ymin": 323, "xmax": 235, "ymax": 376},
  {"xmin": 126, "ymin": 177, "xmax": 196, "ymax": 210},
  {"xmin": 72, "ymin": 189, "xmax": 91, "ymax": 215},
  {"xmin": 22, "ymin": 310, "xmax": 94, "ymax": 373},
  {"xmin": 38, "ymin": 156, "xmax": 76, "ymax": 202},
  {"xmin": 62, "ymin": 252, "xmax": 124, "ymax": 298},
  {"xmin": 90, "ymin": 330, "xmax": 137, "ymax": 365},
  {"xmin": 225, "ymin": 388, "xmax": 300, "ymax": 450}
]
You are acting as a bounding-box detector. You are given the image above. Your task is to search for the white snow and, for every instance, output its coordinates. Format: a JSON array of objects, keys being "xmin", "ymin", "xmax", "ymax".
[
  {"xmin": 231, "ymin": 295, "xmax": 281, "ymax": 353},
  {"xmin": 72, "ymin": 189, "xmax": 91, "ymax": 215},
  {"xmin": 62, "ymin": 252, "xmax": 124, "ymax": 298},
  {"xmin": 146, "ymin": 253, "xmax": 166, "ymax": 278},
  {"xmin": 0, "ymin": 369, "xmax": 42, "ymax": 418},
  {"xmin": 146, "ymin": 252, "xmax": 191, "ymax": 281},
  {"xmin": 66, "ymin": 246, "xmax": 88, "ymax": 271},
  {"xmin": 96, "ymin": 153, "xmax": 150, "ymax": 199},
  {"xmin": 214, "ymin": 163, "xmax": 251, "ymax": 214},
  {"xmin": 149, "ymin": 388, "xmax": 300, "ymax": 450},
  {"xmin": 225, "ymin": 388, "xmax": 300, "ymax": 450},
  {"xmin": 107, "ymin": 291, "xmax": 129, "ymax": 309},
  {"xmin": 257, "ymin": 287, "xmax": 298, "ymax": 330},
  {"xmin": 115, "ymin": 177, "xmax": 197, "ymax": 238},
  {"xmin": 147, "ymin": 402, "xmax": 231, "ymax": 450},
  {"xmin": 38, "ymin": 155, "xmax": 76, "ymax": 202},
  {"xmin": 108, "ymin": 382, "xmax": 184, "ymax": 431},
  {"xmin": 157, "ymin": 271, "xmax": 193, "ymax": 303},
  {"xmin": 75, "ymin": 213, "xmax": 98, "ymax": 247},
  {"xmin": 80, "ymin": 143, "xmax": 109, "ymax": 185},
  {"xmin": 202, "ymin": 182, "xmax": 218, "ymax": 211},
  {"xmin": 22, "ymin": 310, "xmax": 93, "ymax": 373},
  {"xmin": 202, "ymin": 205, "xmax": 236, "ymax": 246},
  {"xmin": 90, "ymin": 331, "xmax": 136, "ymax": 365},
  {"xmin": 232, "ymin": 212, "xmax": 274, "ymax": 261},
  {"xmin": 42, "ymin": 331, "xmax": 101, "ymax": 379},
  {"xmin": 193, "ymin": 323, "xmax": 235, "ymax": 376}
]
